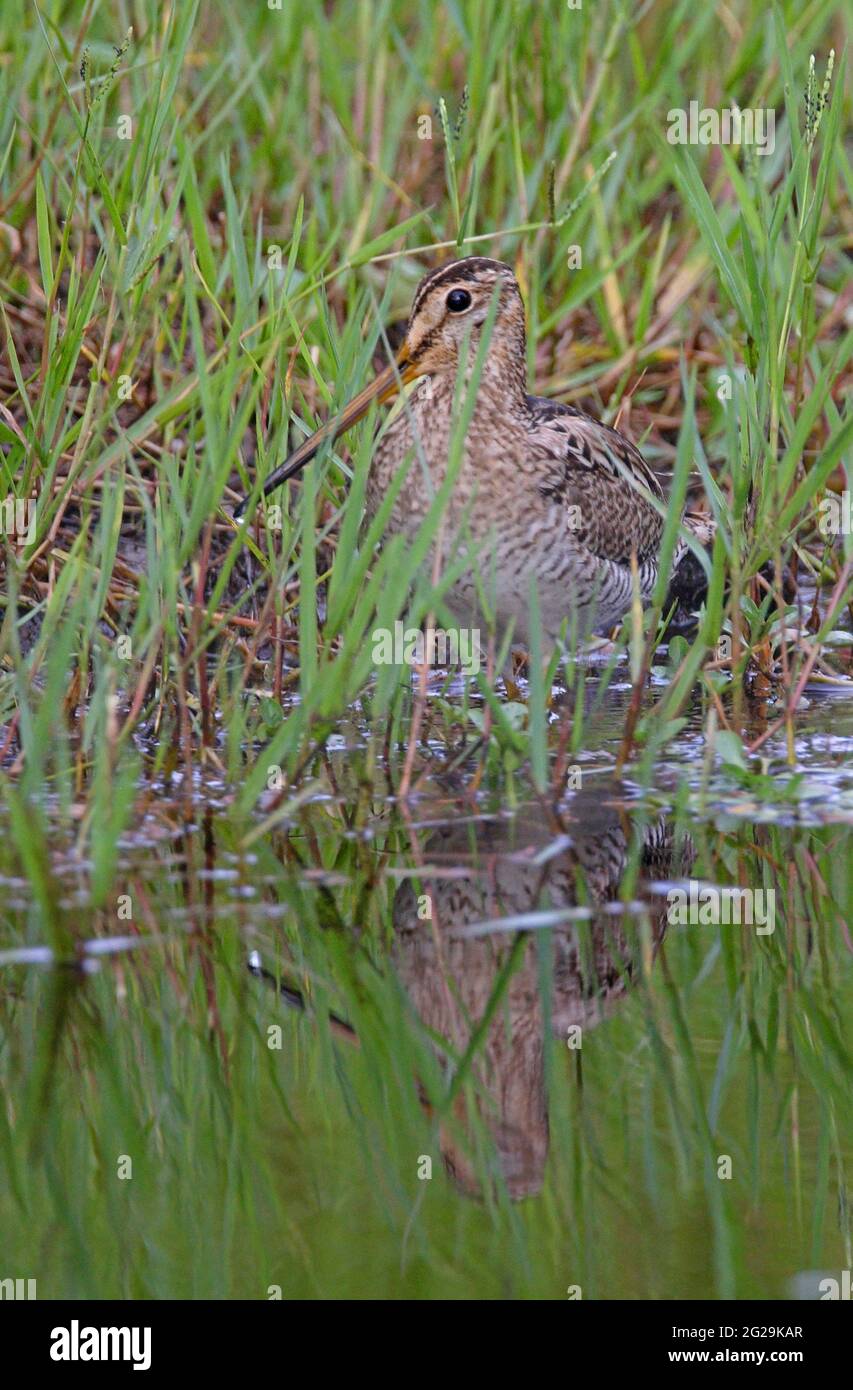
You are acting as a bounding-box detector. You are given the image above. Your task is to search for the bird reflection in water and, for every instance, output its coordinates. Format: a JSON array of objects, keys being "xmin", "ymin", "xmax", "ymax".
[{"xmin": 392, "ymin": 787, "xmax": 694, "ymax": 1200}]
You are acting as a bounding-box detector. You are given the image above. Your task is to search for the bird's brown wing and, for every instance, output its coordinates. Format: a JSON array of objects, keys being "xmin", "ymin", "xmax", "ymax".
[
  {"xmin": 525, "ymin": 396, "xmax": 665, "ymax": 565},
  {"xmin": 526, "ymin": 396, "xmax": 664, "ymax": 497}
]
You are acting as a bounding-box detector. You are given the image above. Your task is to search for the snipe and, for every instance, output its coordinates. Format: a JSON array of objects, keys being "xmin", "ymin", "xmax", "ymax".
[{"xmin": 235, "ymin": 256, "xmax": 707, "ymax": 648}]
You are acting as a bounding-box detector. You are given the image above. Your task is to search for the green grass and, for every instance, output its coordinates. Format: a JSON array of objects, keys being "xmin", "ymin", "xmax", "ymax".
[
  {"xmin": 0, "ymin": 0, "xmax": 851, "ymax": 1300},
  {"xmin": 1, "ymin": 788, "xmax": 851, "ymax": 1298},
  {"xmin": 1, "ymin": 0, "xmax": 850, "ymax": 769}
]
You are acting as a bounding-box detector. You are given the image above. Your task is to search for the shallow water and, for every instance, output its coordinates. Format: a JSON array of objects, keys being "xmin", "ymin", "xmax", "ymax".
[{"xmin": 1, "ymin": 664, "xmax": 851, "ymax": 1298}]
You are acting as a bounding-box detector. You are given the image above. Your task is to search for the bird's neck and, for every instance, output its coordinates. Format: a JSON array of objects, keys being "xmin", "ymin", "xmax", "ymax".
[
  {"xmin": 424, "ymin": 328, "xmax": 529, "ymax": 420},
  {"xmin": 476, "ymin": 334, "xmax": 529, "ymax": 408}
]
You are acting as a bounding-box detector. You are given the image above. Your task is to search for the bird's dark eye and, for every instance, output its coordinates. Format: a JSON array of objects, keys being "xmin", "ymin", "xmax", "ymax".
[{"xmin": 446, "ymin": 288, "xmax": 472, "ymax": 313}]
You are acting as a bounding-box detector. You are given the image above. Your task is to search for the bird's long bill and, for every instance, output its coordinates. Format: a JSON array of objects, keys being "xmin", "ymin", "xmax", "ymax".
[{"xmin": 234, "ymin": 348, "xmax": 416, "ymax": 518}]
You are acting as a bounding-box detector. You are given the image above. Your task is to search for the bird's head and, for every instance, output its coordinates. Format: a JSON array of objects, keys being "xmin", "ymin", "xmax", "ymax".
[
  {"xmin": 400, "ymin": 256, "xmax": 524, "ymax": 375},
  {"xmin": 233, "ymin": 256, "xmax": 524, "ymax": 518}
]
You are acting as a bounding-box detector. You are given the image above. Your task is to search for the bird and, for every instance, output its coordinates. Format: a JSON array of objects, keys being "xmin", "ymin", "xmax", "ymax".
[{"xmin": 235, "ymin": 256, "xmax": 708, "ymax": 650}]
